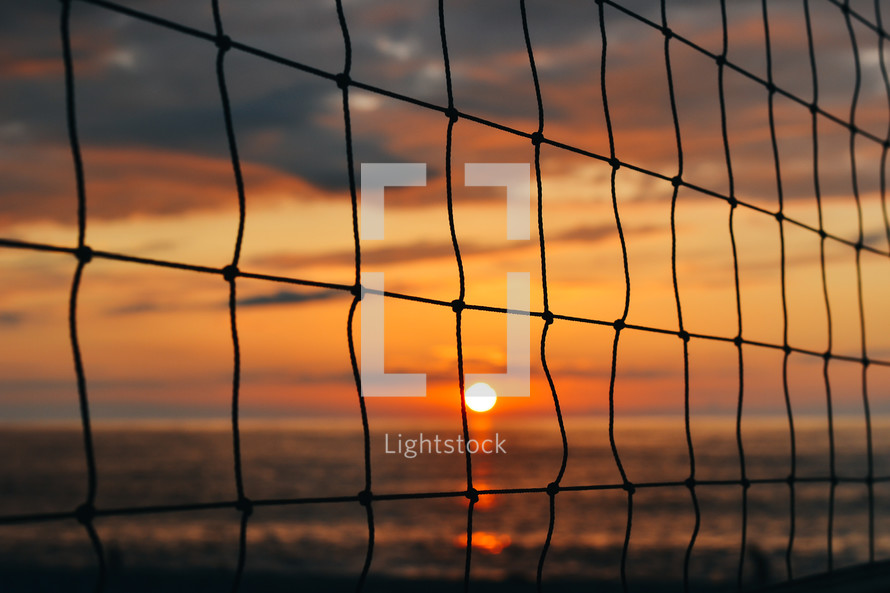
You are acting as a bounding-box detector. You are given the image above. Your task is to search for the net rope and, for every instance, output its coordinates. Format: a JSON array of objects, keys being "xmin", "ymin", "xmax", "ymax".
[{"xmin": 1, "ymin": 0, "xmax": 890, "ymax": 592}]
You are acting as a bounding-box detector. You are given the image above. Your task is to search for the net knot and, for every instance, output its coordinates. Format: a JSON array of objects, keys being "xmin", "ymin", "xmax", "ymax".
[
  {"xmin": 854, "ymin": 241, "xmax": 863, "ymax": 251},
  {"xmin": 612, "ymin": 318, "xmax": 625, "ymax": 331},
  {"xmin": 823, "ymin": 350, "xmax": 832, "ymax": 361},
  {"xmin": 830, "ymin": 476, "xmax": 839, "ymax": 487},
  {"xmin": 661, "ymin": 26, "xmax": 673, "ymax": 40},
  {"xmin": 727, "ymin": 196, "xmax": 738, "ymax": 209},
  {"xmin": 671, "ymin": 175, "xmax": 682, "ymax": 188},
  {"xmin": 74, "ymin": 245, "xmax": 93, "ymax": 264},
  {"xmin": 783, "ymin": 344, "xmax": 792, "ymax": 355},
  {"xmin": 445, "ymin": 107, "xmax": 460, "ymax": 123},
  {"xmin": 786, "ymin": 474, "xmax": 794, "ymax": 486},
  {"xmin": 884, "ymin": 139, "xmax": 890, "ymax": 150},
  {"xmin": 622, "ymin": 481, "xmax": 635, "ymax": 495},
  {"xmin": 775, "ymin": 211, "xmax": 784, "ymax": 222},
  {"xmin": 741, "ymin": 478, "xmax": 751, "ymax": 490},
  {"xmin": 862, "ymin": 357, "xmax": 870, "ymax": 367},
  {"xmin": 818, "ymin": 229, "xmax": 827, "ymax": 239},
  {"xmin": 809, "ymin": 103, "xmax": 819, "ymax": 115},
  {"xmin": 530, "ymin": 131, "xmax": 544, "ymax": 146},
  {"xmin": 465, "ymin": 487, "xmax": 479, "ymax": 503},
  {"xmin": 335, "ymin": 72, "xmax": 351, "ymax": 90},
  {"xmin": 716, "ymin": 54, "xmax": 726, "ymax": 67},
  {"xmin": 546, "ymin": 482, "xmax": 560, "ymax": 496},
  {"xmin": 609, "ymin": 157, "xmax": 621, "ymax": 170},
  {"xmin": 236, "ymin": 497, "xmax": 253, "ymax": 516},
  {"xmin": 684, "ymin": 477, "xmax": 695, "ymax": 490},
  {"xmin": 215, "ymin": 34, "xmax": 232, "ymax": 52},
  {"xmin": 733, "ymin": 335, "xmax": 743, "ymax": 347},
  {"xmin": 766, "ymin": 81, "xmax": 776, "ymax": 95},
  {"xmin": 351, "ymin": 284, "xmax": 362, "ymax": 298},
  {"xmin": 358, "ymin": 489, "xmax": 373, "ymax": 506},
  {"xmin": 678, "ymin": 330, "xmax": 690, "ymax": 343},
  {"xmin": 75, "ymin": 502, "xmax": 94, "ymax": 525},
  {"xmin": 451, "ymin": 299, "xmax": 465, "ymax": 313},
  {"xmin": 542, "ymin": 310, "xmax": 554, "ymax": 325},
  {"xmin": 221, "ymin": 264, "xmax": 239, "ymax": 282}
]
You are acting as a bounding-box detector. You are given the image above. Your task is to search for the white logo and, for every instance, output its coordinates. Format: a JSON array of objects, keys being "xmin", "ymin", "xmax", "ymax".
[{"xmin": 359, "ymin": 162, "xmax": 532, "ymax": 398}]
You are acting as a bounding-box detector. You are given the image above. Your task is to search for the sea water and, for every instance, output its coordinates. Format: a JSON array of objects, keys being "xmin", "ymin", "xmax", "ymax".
[{"xmin": 1, "ymin": 416, "xmax": 888, "ymax": 591}]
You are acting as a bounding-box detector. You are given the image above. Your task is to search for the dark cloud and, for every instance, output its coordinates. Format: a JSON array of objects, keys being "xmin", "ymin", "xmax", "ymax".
[
  {"xmin": 240, "ymin": 369, "xmax": 354, "ymax": 385},
  {"xmin": 253, "ymin": 240, "xmax": 480, "ymax": 269},
  {"xmin": 561, "ymin": 365, "xmax": 676, "ymax": 381},
  {"xmin": 0, "ymin": 311, "xmax": 24, "ymax": 326},
  {"xmin": 0, "ymin": 144, "xmax": 312, "ymax": 227},
  {"xmin": 253, "ymin": 221, "xmax": 639, "ymax": 270},
  {"xmin": 0, "ymin": 0, "xmax": 403, "ymax": 224},
  {"xmin": 1, "ymin": 0, "xmax": 884, "ymax": 228},
  {"xmin": 105, "ymin": 288, "xmax": 344, "ymax": 315},
  {"xmin": 106, "ymin": 301, "xmax": 162, "ymax": 316},
  {"xmin": 553, "ymin": 222, "xmax": 635, "ymax": 243},
  {"xmin": 237, "ymin": 289, "xmax": 345, "ymax": 307}
]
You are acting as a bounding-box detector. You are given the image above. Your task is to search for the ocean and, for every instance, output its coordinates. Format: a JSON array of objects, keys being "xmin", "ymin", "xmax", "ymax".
[{"xmin": 1, "ymin": 416, "xmax": 888, "ymax": 592}]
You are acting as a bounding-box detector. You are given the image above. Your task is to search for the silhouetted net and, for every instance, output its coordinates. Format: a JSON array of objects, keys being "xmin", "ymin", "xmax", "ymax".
[{"xmin": 1, "ymin": 1, "xmax": 889, "ymax": 592}]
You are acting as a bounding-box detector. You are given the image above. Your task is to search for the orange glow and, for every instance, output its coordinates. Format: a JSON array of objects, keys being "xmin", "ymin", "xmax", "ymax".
[
  {"xmin": 2, "ymin": 82, "xmax": 889, "ymax": 420},
  {"xmin": 452, "ymin": 531, "xmax": 512, "ymax": 555},
  {"xmin": 464, "ymin": 480, "xmax": 498, "ymax": 511}
]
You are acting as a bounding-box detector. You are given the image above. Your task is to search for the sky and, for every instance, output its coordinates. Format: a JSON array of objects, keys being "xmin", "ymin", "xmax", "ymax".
[{"xmin": 1, "ymin": 0, "xmax": 890, "ymax": 421}]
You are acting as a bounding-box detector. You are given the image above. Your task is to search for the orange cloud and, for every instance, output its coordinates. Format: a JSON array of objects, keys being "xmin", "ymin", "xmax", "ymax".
[{"xmin": 0, "ymin": 144, "xmax": 337, "ymax": 228}]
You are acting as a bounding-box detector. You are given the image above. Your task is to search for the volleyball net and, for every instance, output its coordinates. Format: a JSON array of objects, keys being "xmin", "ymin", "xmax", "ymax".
[{"xmin": 1, "ymin": 0, "xmax": 890, "ymax": 591}]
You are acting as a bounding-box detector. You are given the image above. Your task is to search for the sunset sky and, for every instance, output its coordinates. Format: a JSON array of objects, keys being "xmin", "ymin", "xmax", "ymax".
[{"xmin": 1, "ymin": 0, "xmax": 889, "ymax": 421}]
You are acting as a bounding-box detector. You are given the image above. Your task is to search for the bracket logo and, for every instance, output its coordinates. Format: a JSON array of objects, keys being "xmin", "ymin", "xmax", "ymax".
[{"xmin": 359, "ymin": 163, "xmax": 531, "ymax": 398}]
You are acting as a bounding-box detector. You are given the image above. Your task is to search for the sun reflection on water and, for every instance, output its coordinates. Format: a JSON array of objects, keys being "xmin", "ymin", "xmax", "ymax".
[{"xmin": 452, "ymin": 531, "xmax": 512, "ymax": 555}]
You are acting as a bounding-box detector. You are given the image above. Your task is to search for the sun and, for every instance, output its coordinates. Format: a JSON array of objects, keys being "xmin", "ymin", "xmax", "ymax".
[{"xmin": 465, "ymin": 382, "xmax": 497, "ymax": 413}]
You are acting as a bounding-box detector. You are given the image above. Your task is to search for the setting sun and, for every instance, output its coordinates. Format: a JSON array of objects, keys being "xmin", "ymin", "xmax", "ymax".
[{"xmin": 465, "ymin": 382, "xmax": 497, "ymax": 413}]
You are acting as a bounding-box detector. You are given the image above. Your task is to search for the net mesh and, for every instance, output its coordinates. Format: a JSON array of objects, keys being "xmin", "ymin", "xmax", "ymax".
[{"xmin": 1, "ymin": 0, "xmax": 890, "ymax": 591}]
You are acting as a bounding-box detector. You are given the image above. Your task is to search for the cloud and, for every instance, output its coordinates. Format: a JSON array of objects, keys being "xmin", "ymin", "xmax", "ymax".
[
  {"xmin": 0, "ymin": 1, "xmax": 407, "ymax": 216},
  {"xmin": 237, "ymin": 289, "xmax": 346, "ymax": 307},
  {"xmin": 252, "ymin": 220, "xmax": 640, "ymax": 270},
  {"xmin": 1, "ymin": 0, "xmax": 880, "ymax": 235},
  {"xmin": 0, "ymin": 144, "xmax": 332, "ymax": 227},
  {"xmin": 0, "ymin": 311, "xmax": 24, "ymax": 326},
  {"xmin": 553, "ymin": 223, "xmax": 632, "ymax": 243},
  {"xmin": 555, "ymin": 364, "xmax": 677, "ymax": 381},
  {"xmin": 105, "ymin": 288, "xmax": 345, "ymax": 316},
  {"xmin": 253, "ymin": 240, "xmax": 471, "ymax": 270},
  {"xmin": 1, "ymin": 0, "xmax": 882, "ymax": 250},
  {"xmin": 240, "ymin": 369, "xmax": 354, "ymax": 385},
  {"xmin": 105, "ymin": 301, "xmax": 163, "ymax": 316}
]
